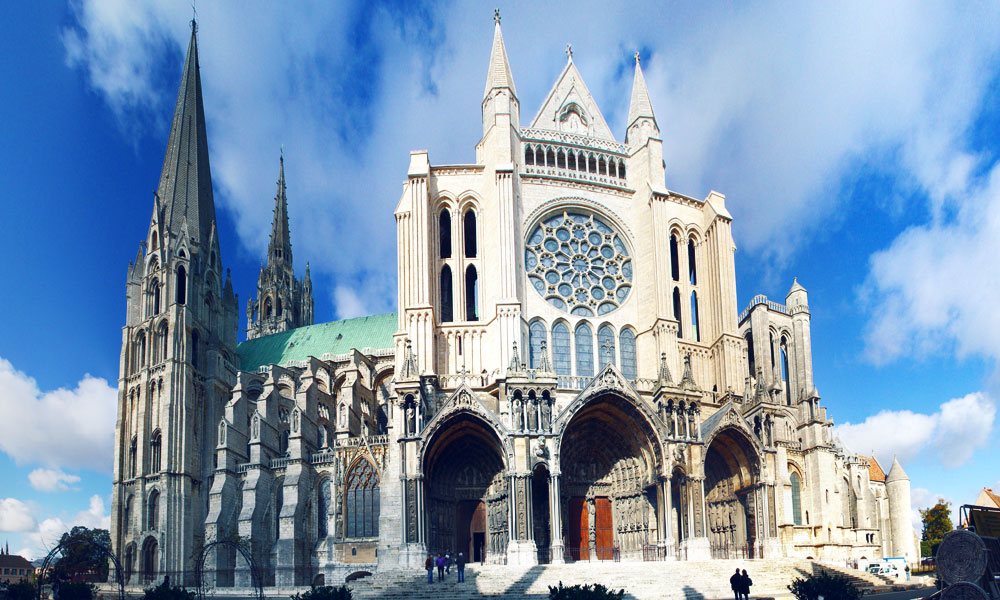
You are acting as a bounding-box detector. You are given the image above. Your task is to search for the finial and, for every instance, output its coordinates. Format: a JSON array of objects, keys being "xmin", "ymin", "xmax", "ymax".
[
  {"xmin": 566, "ymin": 43, "xmax": 573, "ymax": 60},
  {"xmin": 190, "ymin": 0, "xmax": 197, "ymax": 32},
  {"xmin": 634, "ymin": 51, "xmax": 640, "ymax": 65},
  {"xmin": 494, "ymin": 8, "xmax": 500, "ymax": 24},
  {"xmin": 280, "ymin": 144, "xmax": 284, "ymax": 161}
]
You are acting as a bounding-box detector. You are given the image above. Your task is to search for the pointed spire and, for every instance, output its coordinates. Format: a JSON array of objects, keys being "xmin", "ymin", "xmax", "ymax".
[
  {"xmin": 658, "ymin": 353, "xmax": 673, "ymax": 385},
  {"xmin": 626, "ymin": 52, "xmax": 658, "ymax": 144},
  {"xmin": 886, "ymin": 456, "xmax": 910, "ymax": 483},
  {"xmin": 680, "ymin": 354, "xmax": 697, "ymax": 389},
  {"xmin": 267, "ymin": 154, "xmax": 292, "ymax": 267},
  {"xmin": 156, "ymin": 21, "xmax": 217, "ymax": 246},
  {"xmin": 484, "ymin": 10, "xmax": 517, "ymax": 99}
]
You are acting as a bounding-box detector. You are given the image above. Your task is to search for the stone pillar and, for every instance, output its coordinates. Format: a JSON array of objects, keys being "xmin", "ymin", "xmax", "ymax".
[
  {"xmin": 549, "ymin": 473, "xmax": 564, "ymax": 563},
  {"xmin": 507, "ymin": 474, "xmax": 537, "ymax": 565},
  {"xmin": 661, "ymin": 478, "xmax": 675, "ymax": 555},
  {"xmin": 684, "ymin": 476, "xmax": 711, "ymax": 559}
]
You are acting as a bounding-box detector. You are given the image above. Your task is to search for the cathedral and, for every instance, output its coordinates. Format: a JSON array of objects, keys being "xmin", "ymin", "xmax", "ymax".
[{"xmin": 109, "ymin": 17, "xmax": 916, "ymax": 587}]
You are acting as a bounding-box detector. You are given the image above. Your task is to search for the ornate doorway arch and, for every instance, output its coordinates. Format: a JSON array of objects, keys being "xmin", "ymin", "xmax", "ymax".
[
  {"xmin": 704, "ymin": 426, "xmax": 762, "ymax": 558},
  {"xmin": 557, "ymin": 391, "xmax": 663, "ymax": 560},
  {"xmin": 422, "ymin": 412, "xmax": 509, "ymax": 563}
]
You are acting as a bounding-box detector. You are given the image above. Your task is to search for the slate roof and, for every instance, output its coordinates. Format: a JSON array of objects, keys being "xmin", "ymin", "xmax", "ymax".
[
  {"xmin": 700, "ymin": 401, "xmax": 735, "ymax": 440},
  {"xmin": 237, "ymin": 312, "xmax": 397, "ymax": 372}
]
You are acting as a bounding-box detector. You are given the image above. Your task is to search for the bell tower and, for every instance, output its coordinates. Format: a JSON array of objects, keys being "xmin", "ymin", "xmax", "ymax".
[{"xmin": 111, "ymin": 21, "xmax": 239, "ymax": 586}]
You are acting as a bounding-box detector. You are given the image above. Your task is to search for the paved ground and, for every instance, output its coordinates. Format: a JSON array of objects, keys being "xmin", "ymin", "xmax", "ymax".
[{"xmin": 869, "ymin": 586, "xmax": 936, "ymax": 600}]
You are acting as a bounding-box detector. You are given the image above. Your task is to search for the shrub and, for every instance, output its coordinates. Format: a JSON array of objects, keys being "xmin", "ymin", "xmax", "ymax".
[
  {"xmin": 291, "ymin": 585, "xmax": 352, "ymax": 600},
  {"xmin": 6, "ymin": 581, "xmax": 36, "ymax": 600},
  {"xmin": 788, "ymin": 571, "xmax": 864, "ymax": 600},
  {"xmin": 548, "ymin": 581, "xmax": 625, "ymax": 600},
  {"xmin": 143, "ymin": 583, "xmax": 197, "ymax": 600},
  {"xmin": 58, "ymin": 582, "xmax": 96, "ymax": 600}
]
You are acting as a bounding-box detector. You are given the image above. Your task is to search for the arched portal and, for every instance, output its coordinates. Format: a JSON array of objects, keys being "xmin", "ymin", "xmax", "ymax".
[
  {"xmin": 423, "ymin": 413, "xmax": 508, "ymax": 563},
  {"xmin": 559, "ymin": 393, "xmax": 662, "ymax": 560},
  {"xmin": 704, "ymin": 427, "xmax": 761, "ymax": 557}
]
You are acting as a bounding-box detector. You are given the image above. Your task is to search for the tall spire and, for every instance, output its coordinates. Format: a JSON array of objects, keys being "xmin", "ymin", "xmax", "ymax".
[
  {"xmin": 156, "ymin": 21, "xmax": 216, "ymax": 245},
  {"xmin": 268, "ymin": 154, "xmax": 292, "ymax": 267},
  {"xmin": 484, "ymin": 10, "xmax": 517, "ymax": 99},
  {"xmin": 626, "ymin": 52, "xmax": 659, "ymax": 144}
]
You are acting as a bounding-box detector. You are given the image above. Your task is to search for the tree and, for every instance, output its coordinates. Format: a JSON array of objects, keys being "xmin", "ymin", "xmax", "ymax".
[
  {"xmin": 920, "ymin": 499, "xmax": 953, "ymax": 556},
  {"xmin": 54, "ymin": 526, "xmax": 112, "ymax": 582},
  {"xmin": 788, "ymin": 572, "xmax": 864, "ymax": 600}
]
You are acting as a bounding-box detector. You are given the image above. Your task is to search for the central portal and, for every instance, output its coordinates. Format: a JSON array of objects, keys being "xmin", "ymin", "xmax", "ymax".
[
  {"xmin": 424, "ymin": 414, "xmax": 508, "ymax": 563},
  {"xmin": 559, "ymin": 393, "xmax": 662, "ymax": 561},
  {"xmin": 704, "ymin": 428, "xmax": 760, "ymax": 557}
]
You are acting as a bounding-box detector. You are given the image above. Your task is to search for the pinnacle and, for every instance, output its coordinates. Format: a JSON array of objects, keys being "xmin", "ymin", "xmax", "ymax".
[
  {"xmin": 626, "ymin": 53, "xmax": 657, "ymax": 133},
  {"xmin": 484, "ymin": 14, "xmax": 517, "ymax": 99}
]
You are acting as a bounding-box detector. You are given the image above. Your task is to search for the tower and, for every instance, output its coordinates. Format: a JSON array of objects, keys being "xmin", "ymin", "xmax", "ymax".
[
  {"xmin": 886, "ymin": 457, "xmax": 916, "ymax": 561},
  {"xmin": 110, "ymin": 22, "xmax": 238, "ymax": 585},
  {"xmin": 246, "ymin": 155, "xmax": 314, "ymax": 340}
]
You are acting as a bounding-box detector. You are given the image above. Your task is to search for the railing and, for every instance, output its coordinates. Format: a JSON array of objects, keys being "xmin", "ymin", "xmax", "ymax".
[
  {"xmin": 567, "ymin": 546, "xmax": 620, "ymax": 562},
  {"xmin": 738, "ymin": 294, "xmax": 789, "ymax": 324},
  {"xmin": 269, "ymin": 456, "xmax": 291, "ymax": 470},
  {"xmin": 710, "ymin": 542, "xmax": 766, "ymax": 560},
  {"xmin": 558, "ymin": 375, "xmax": 592, "ymax": 390},
  {"xmin": 521, "ymin": 128, "xmax": 627, "ymax": 154},
  {"xmin": 642, "ymin": 544, "xmax": 672, "ymax": 561}
]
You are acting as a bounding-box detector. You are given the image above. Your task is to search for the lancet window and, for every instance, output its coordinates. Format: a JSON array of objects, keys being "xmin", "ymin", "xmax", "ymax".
[
  {"xmin": 345, "ymin": 459, "xmax": 380, "ymax": 538},
  {"xmin": 598, "ymin": 324, "xmax": 616, "ymax": 370},
  {"xmin": 575, "ymin": 322, "xmax": 594, "ymax": 377},
  {"xmin": 790, "ymin": 471, "xmax": 802, "ymax": 525},
  {"xmin": 619, "ymin": 329, "xmax": 637, "ymax": 380},
  {"xmin": 552, "ymin": 321, "xmax": 571, "ymax": 375},
  {"xmin": 440, "ymin": 265, "xmax": 453, "ymax": 323},
  {"xmin": 439, "ymin": 210, "xmax": 452, "ymax": 259},
  {"xmin": 464, "ymin": 210, "xmax": 477, "ymax": 258},
  {"xmin": 529, "ymin": 321, "xmax": 547, "ymax": 369},
  {"xmin": 465, "ymin": 265, "xmax": 478, "ymax": 321}
]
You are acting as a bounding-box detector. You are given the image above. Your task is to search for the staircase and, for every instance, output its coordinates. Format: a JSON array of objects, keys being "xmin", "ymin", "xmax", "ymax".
[{"xmin": 346, "ymin": 559, "xmax": 882, "ymax": 600}]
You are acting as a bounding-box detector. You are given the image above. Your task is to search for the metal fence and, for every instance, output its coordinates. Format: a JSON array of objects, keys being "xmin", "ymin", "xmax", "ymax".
[{"xmin": 709, "ymin": 542, "xmax": 765, "ymax": 560}]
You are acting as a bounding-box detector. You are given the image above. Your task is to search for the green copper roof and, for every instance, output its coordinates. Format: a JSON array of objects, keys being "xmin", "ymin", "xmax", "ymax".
[{"xmin": 237, "ymin": 312, "xmax": 397, "ymax": 372}]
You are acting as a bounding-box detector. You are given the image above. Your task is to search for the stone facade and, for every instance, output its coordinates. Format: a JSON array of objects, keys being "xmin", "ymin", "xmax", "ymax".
[{"xmin": 110, "ymin": 17, "xmax": 916, "ymax": 588}]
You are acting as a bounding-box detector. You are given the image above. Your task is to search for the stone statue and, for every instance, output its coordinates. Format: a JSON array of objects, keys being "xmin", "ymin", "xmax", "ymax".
[
  {"xmin": 405, "ymin": 403, "xmax": 415, "ymax": 435},
  {"xmin": 541, "ymin": 397, "xmax": 552, "ymax": 430},
  {"xmin": 527, "ymin": 396, "xmax": 538, "ymax": 430}
]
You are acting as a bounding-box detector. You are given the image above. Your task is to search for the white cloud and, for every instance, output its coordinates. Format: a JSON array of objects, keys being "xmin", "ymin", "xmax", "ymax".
[
  {"xmin": 910, "ymin": 487, "xmax": 958, "ymax": 531},
  {"xmin": 0, "ymin": 358, "xmax": 118, "ymax": 472},
  {"xmin": 864, "ymin": 163, "xmax": 1000, "ymax": 362},
  {"xmin": 28, "ymin": 468, "xmax": 82, "ymax": 493},
  {"xmin": 19, "ymin": 495, "xmax": 111, "ymax": 560},
  {"xmin": 333, "ymin": 286, "xmax": 369, "ymax": 320},
  {"xmin": 60, "ymin": 2, "xmax": 1000, "ymax": 311},
  {"xmin": 0, "ymin": 498, "xmax": 36, "ymax": 532},
  {"xmin": 835, "ymin": 392, "xmax": 996, "ymax": 469}
]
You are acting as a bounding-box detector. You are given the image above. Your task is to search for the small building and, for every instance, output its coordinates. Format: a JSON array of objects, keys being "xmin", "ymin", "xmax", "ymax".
[{"xmin": 0, "ymin": 553, "xmax": 34, "ymax": 584}]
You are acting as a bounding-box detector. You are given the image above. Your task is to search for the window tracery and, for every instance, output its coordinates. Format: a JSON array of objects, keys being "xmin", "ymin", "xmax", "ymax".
[
  {"xmin": 345, "ymin": 459, "xmax": 380, "ymax": 538},
  {"xmin": 526, "ymin": 211, "xmax": 632, "ymax": 315}
]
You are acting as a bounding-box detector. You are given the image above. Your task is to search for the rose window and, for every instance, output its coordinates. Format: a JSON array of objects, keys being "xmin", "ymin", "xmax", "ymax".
[{"xmin": 525, "ymin": 211, "xmax": 632, "ymax": 315}]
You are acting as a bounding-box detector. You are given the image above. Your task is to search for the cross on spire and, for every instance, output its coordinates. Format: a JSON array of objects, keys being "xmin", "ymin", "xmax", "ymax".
[
  {"xmin": 566, "ymin": 43, "xmax": 573, "ymax": 59},
  {"xmin": 634, "ymin": 51, "xmax": 640, "ymax": 65},
  {"xmin": 494, "ymin": 8, "xmax": 500, "ymax": 24}
]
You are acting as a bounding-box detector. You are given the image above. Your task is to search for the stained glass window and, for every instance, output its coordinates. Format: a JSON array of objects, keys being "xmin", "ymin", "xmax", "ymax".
[
  {"xmin": 346, "ymin": 459, "xmax": 380, "ymax": 538},
  {"xmin": 529, "ymin": 321, "xmax": 547, "ymax": 369},
  {"xmin": 619, "ymin": 329, "xmax": 637, "ymax": 381},
  {"xmin": 575, "ymin": 322, "xmax": 594, "ymax": 377},
  {"xmin": 526, "ymin": 211, "xmax": 632, "ymax": 315},
  {"xmin": 552, "ymin": 322, "xmax": 571, "ymax": 375},
  {"xmin": 598, "ymin": 325, "xmax": 616, "ymax": 370}
]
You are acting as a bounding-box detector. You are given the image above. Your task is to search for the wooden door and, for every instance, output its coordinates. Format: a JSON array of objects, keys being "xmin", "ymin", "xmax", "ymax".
[
  {"xmin": 567, "ymin": 497, "xmax": 588, "ymax": 560},
  {"xmin": 458, "ymin": 500, "xmax": 486, "ymax": 562},
  {"xmin": 595, "ymin": 497, "xmax": 613, "ymax": 560}
]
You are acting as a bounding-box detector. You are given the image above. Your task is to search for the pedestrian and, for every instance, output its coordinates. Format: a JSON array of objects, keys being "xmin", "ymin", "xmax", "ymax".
[
  {"xmin": 729, "ymin": 568, "xmax": 741, "ymax": 600},
  {"xmin": 740, "ymin": 568, "xmax": 752, "ymax": 600},
  {"xmin": 436, "ymin": 553, "xmax": 446, "ymax": 582},
  {"xmin": 456, "ymin": 552, "xmax": 466, "ymax": 583},
  {"xmin": 425, "ymin": 555, "xmax": 434, "ymax": 583},
  {"xmin": 445, "ymin": 547, "xmax": 452, "ymax": 574}
]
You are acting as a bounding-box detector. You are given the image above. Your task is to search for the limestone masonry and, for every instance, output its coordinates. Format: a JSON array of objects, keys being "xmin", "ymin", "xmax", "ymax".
[{"xmin": 110, "ymin": 17, "xmax": 916, "ymax": 587}]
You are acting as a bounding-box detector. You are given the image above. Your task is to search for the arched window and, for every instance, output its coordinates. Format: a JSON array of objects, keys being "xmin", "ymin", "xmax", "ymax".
[
  {"xmin": 440, "ymin": 266, "xmax": 453, "ymax": 322},
  {"xmin": 463, "ymin": 210, "xmax": 477, "ymax": 258},
  {"xmin": 150, "ymin": 431, "xmax": 162, "ymax": 473},
  {"xmin": 618, "ymin": 159, "xmax": 626, "ymax": 179},
  {"xmin": 465, "ymin": 265, "xmax": 478, "ymax": 321},
  {"xmin": 690, "ymin": 291, "xmax": 701, "ymax": 342},
  {"xmin": 790, "ymin": 472, "xmax": 803, "ymax": 526},
  {"xmin": 552, "ymin": 322, "xmax": 571, "ymax": 375},
  {"xmin": 317, "ymin": 478, "xmax": 330, "ymax": 538},
  {"xmin": 525, "ymin": 146, "xmax": 535, "ymax": 166},
  {"xmin": 547, "ymin": 148, "xmax": 556, "ymax": 167},
  {"xmin": 619, "ymin": 329, "xmax": 637, "ymax": 381},
  {"xmin": 123, "ymin": 495, "xmax": 133, "ymax": 530},
  {"xmin": 191, "ymin": 330, "xmax": 199, "ymax": 369},
  {"xmin": 345, "ymin": 459, "xmax": 380, "ymax": 538},
  {"xmin": 781, "ymin": 339, "xmax": 791, "ymax": 405},
  {"xmin": 129, "ymin": 437, "xmax": 137, "ymax": 478},
  {"xmin": 529, "ymin": 321, "xmax": 547, "ymax": 369},
  {"xmin": 156, "ymin": 322, "xmax": 167, "ymax": 364},
  {"xmin": 597, "ymin": 325, "xmax": 616, "ymax": 370},
  {"xmin": 276, "ymin": 297, "xmax": 283, "ymax": 317},
  {"xmin": 136, "ymin": 332, "xmax": 146, "ymax": 369},
  {"xmin": 439, "ymin": 209, "xmax": 452, "ymax": 259},
  {"xmin": 575, "ymin": 322, "xmax": 594, "ymax": 377},
  {"xmin": 175, "ymin": 266, "xmax": 186, "ymax": 305},
  {"xmin": 152, "ymin": 279, "xmax": 161, "ymax": 315},
  {"xmin": 688, "ymin": 239, "xmax": 697, "ymax": 285},
  {"xmin": 568, "ymin": 152, "xmax": 578, "ymax": 170},
  {"xmin": 147, "ymin": 490, "xmax": 159, "ymax": 530},
  {"xmin": 557, "ymin": 149, "xmax": 566, "ymax": 169},
  {"xmin": 669, "ymin": 234, "xmax": 680, "ymax": 282},
  {"xmin": 150, "ymin": 232, "xmax": 158, "ymax": 251},
  {"xmin": 141, "ymin": 538, "xmax": 158, "ymax": 582},
  {"xmin": 672, "ymin": 287, "xmax": 683, "ymax": 338}
]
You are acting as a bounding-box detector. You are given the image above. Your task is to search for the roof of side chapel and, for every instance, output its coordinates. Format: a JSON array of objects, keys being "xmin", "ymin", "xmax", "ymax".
[{"xmin": 868, "ymin": 455, "xmax": 886, "ymax": 483}]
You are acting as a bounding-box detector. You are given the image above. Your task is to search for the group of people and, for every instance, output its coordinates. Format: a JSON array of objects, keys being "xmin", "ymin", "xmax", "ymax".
[
  {"xmin": 729, "ymin": 568, "xmax": 753, "ymax": 599},
  {"xmin": 425, "ymin": 548, "xmax": 467, "ymax": 584}
]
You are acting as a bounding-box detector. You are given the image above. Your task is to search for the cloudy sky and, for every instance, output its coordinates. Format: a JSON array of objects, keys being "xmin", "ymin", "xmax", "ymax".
[{"xmin": 2, "ymin": 1, "xmax": 999, "ymax": 558}]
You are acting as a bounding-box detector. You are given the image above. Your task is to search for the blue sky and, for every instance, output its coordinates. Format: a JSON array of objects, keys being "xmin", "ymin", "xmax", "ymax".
[{"xmin": 2, "ymin": 1, "xmax": 999, "ymax": 558}]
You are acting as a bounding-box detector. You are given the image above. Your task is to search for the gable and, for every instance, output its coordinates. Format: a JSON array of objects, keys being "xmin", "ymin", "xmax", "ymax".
[{"xmin": 529, "ymin": 60, "xmax": 616, "ymax": 142}]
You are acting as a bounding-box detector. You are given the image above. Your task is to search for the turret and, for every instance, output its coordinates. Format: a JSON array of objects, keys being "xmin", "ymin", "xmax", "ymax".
[
  {"xmin": 480, "ymin": 9, "xmax": 520, "ymax": 160},
  {"xmin": 623, "ymin": 54, "xmax": 665, "ymax": 192},
  {"xmin": 886, "ymin": 457, "xmax": 916, "ymax": 562}
]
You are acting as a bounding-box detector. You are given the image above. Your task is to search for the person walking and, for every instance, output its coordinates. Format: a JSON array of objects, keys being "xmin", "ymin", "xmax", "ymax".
[
  {"xmin": 425, "ymin": 555, "xmax": 434, "ymax": 583},
  {"xmin": 436, "ymin": 553, "xmax": 446, "ymax": 582},
  {"xmin": 729, "ymin": 568, "xmax": 741, "ymax": 600},
  {"xmin": 445, "ymin": 547, "xmax": 452, "ymax": 574},
  {"xmin": 740, "ymin": 569, "xmax": 753, "ymax": 600},
  {"xmin": 456, "ymin": 552, "xmax": 466, "ymax": 583}
]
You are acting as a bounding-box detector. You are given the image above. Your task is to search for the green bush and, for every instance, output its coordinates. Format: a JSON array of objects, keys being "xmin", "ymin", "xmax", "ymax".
[
  {"xmin": 548, "ymin": 581, "xmax": 625, "ymax": 600},
  {"xmin": 788, "ymin": 571, "xmax": 864, "ymax": 600},
  {"xmin": 58, "ymin": 582, "xmax": 96, "ymax": 600},
  {"xmin": 142, "ymin": 583, "xmax": 197, "ymax": 600},
  {"xmin": 290, "ymin": 585, "xmax": 352, "ymax": 600},
  {"xmin": 6, "ymin": 581, "xmax": 36, "ymax": 600}
]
